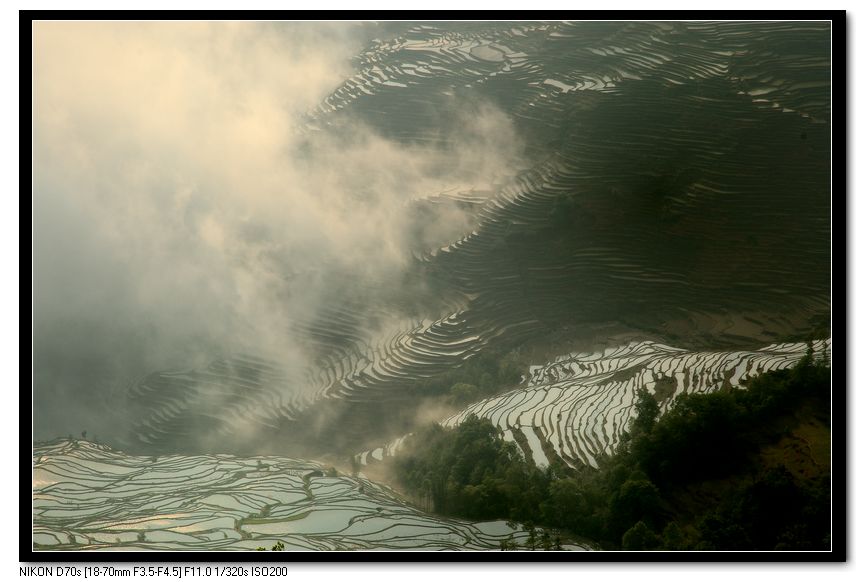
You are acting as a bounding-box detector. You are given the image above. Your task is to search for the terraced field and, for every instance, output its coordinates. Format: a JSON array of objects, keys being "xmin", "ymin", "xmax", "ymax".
[
  {"xmin": 357, "ymin": 339, "xmax": 830, "ymax": 470},
  {"xmin": 33, "ymin": 440, "xmax": 574, "ymax": 551},
  {"xmin": 119, "ymin": 21, "xmax": 830, "ymax": 458},
  {"xmin": 443, "ymin": 339, "xmax": 831, "ymax": 469}
]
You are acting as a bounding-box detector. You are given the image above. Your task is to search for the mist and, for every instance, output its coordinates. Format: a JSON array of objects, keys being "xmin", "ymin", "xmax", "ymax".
[{"xmin": 33, "ymin": 21, "xmax": 524, "ymax": 442}]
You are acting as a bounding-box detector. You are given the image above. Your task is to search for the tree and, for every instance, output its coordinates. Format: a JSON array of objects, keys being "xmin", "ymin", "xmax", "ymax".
[
  {"xmin": 608, "ymin": 478, "xmax": 662, "ymax": 538},
  {"xmin": 661, "ymin": 522, "xmax": 686, "ymax": 550},
  {"xmin": 622, "ymin": 521, "xmax": 659, "ymax": 550},
  {"xmin": 631, "ymin": 387, "xmax": 659, "ymax": 436},
  {"xmin": 525, "ymin": 523, "xmax": 537, "ymax": 550},
  {"xmin": 499, "ymin": 534, "xmax": 518, "ymax": 551},
  {"xmin": 545, "ymin": 478, "xmax": 584, "ymax": 524}
]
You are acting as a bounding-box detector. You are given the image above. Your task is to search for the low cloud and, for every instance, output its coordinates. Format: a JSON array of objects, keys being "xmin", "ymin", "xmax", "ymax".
[{"xmin": 33, "ymin": 22, "xmax": 524, "ymax": 444}]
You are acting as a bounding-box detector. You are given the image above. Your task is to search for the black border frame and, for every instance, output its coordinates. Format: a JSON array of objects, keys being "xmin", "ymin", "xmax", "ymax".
[{"xmin": 22, "ymin": 9, "xmax": 847, "ymax": 563}]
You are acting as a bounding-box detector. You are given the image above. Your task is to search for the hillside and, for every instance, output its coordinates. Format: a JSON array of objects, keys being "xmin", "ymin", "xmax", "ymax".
[
  {"xmin": 33, "ymin": 20, "xmax": 834, "ymax": 554},
  {"xmin": 387, "ymin": 352, "xmax": 831, "ymax": 550},
  {"xmin": 101, "ymin": 21, "xmax": 830, "ymax": 458}
]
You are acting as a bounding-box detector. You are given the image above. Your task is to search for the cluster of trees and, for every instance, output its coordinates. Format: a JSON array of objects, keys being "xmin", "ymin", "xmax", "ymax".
[
  {"xmin": 500, "ymin": 525, "xmax": 564, "ymax": 551},
  {"xmin": 393, "ymin": 349, "xmax": 831, "ymax": 550},
  {"xmin": 393, "ymin": 414, "xmax": 557, "ymax": 520}
]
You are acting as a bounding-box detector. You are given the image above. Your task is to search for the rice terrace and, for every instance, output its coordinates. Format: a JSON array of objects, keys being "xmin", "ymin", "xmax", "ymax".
[{"xmin": 31, "ymin": 19, "xmax": 836, "ymax": 554}]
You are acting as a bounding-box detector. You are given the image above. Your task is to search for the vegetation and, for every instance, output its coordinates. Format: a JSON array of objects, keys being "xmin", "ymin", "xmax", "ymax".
[
  {"xmin": 393, "ymin": 414, "xmax": 560, "ymax": 519},
  {"xmin": 393, "ymin": 349, "xmax": 831, "ymax": 550},
  {"xmin": 498, "ymin": 524, "xmax": 564, "ymax": 551}
]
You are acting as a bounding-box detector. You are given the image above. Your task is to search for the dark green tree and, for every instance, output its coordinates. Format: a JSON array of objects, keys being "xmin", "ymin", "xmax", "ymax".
[
  {"xmin": 661, "ymin": 522, "xmax": 686, "ymax": 550},
  {"xmin": 632, "ymin": 387, "xmax": 660, "ymax": 436},
  {"xmin": 622, "ymin": 521, "xmax": 659, "ymax": 550}
]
